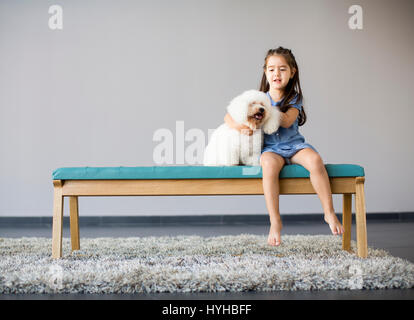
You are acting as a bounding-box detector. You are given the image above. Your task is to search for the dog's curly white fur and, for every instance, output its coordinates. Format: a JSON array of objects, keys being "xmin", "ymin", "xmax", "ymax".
[{"xmin": 204, "ymin": 89, "xmax": 281, "ymax": 166}]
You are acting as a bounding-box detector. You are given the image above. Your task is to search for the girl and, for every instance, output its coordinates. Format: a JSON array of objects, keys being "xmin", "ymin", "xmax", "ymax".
[{"xmin": 224, "ymin": 46, "xmax": 344, "ymax": 246}]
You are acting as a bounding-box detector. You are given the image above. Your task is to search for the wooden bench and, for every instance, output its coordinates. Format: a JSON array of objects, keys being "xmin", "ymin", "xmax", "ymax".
[{"xmin": 51, "ymin": 164, "xmax": 367, "ymax": 259}]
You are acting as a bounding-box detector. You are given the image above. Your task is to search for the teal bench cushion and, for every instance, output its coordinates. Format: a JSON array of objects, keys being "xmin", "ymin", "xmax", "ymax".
[{"xmin": 52, "ymin": 164, "xmax": 364, "ymax": 180}]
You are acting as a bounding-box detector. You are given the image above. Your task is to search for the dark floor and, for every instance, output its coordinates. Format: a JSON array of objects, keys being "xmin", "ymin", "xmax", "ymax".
[{"xmin": 0, "ymin": 219, "xmax": 413, "ymax": 300}]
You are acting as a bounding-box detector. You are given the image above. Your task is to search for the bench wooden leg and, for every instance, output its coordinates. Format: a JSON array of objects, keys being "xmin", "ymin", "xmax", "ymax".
[
  {"xmin": 69, "ymin": 196, "xmax": 80, "ymax": 251},
  {"xmin": 52, "ymin": 181, "xmax": 64, "ymax": 259},
  {"xmin": 342, "ymin": 194, "xmax": 352, "ymax": 252},
  {"xmin": 355, "ymin": 177, "xmax": 368, "ymax": 258}
]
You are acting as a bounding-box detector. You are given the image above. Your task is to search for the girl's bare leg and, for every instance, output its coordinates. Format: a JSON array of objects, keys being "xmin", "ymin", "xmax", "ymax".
[
  {"xmin": 290, "ymin": 148, "xmax": 345, "ymax": 235},
  {"xmin": 260, "ymin": 152, "xmax": 286, "ymax": 246}
]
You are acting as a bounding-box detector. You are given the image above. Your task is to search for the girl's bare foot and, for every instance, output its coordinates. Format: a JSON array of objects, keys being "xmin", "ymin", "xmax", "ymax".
[
  {"xmin": 324, "ymin": 213, "xmax": 344, "ymax": 235},
  {"xmin": 268, "ymin": 220, "xmax": 283, "ymax": 246}
]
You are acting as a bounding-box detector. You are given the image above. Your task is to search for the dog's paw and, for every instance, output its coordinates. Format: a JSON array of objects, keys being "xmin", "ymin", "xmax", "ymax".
[{"xmin": 263, "ymin": 108, "xmax": 281, "ymax": 134}]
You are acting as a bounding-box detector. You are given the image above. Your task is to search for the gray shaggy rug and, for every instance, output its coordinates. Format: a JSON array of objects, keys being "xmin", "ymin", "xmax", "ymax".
[{"xmin": 0, "ymin": 234, "xmax": 413, "ymax": 294}]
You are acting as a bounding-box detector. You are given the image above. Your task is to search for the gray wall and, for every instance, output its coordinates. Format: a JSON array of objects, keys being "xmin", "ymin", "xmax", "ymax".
[{"xmin": 1, "ymin": 0, "xmax": 413, "ymax": 217}]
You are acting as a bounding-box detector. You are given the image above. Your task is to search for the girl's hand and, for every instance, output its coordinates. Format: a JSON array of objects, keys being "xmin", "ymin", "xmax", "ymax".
[
  {"xmin": 224, "ymin": 113, "xmax": 253, "ymax": 136},
  {"xmin": 238, "ymin": 124, "xmax": 253, "ymax": 136}
]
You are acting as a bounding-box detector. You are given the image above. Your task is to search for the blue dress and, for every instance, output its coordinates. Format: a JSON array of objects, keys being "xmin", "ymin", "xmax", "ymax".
[{"xmin": 261, "ymin": 91, "xmax": 318, "ymax": 162}]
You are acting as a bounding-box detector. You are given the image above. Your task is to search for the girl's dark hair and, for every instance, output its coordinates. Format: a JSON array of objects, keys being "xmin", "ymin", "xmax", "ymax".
[{"xmin": 259, "ymin": 46, "xmax": 307, "ymax": 126}]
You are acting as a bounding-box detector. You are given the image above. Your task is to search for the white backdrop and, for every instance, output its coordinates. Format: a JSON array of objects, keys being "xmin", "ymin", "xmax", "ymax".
[{"xmin": 1, "ymin": 0, "xmax": 413, "ymax": 217}]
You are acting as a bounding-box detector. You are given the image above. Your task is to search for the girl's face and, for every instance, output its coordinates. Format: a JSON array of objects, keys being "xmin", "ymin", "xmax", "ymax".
[{"xmin": 264, "ymin": 55, "xmax": 296, "ymax": 91}]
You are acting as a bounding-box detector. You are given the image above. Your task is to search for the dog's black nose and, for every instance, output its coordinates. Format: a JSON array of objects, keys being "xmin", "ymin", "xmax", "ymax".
[{"xmin": 259, "ymin": 107, "xmax": 265, "ymax": 113}]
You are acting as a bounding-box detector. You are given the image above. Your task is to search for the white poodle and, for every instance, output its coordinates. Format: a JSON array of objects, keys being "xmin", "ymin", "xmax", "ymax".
[{"xmin": 203, "ymin": 89, "xmax": 281, "ymax": 166}]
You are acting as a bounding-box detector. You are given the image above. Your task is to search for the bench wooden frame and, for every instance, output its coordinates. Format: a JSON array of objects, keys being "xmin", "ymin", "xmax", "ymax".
[{"xmin": 52, "ymin": 176, "xmax": 367, "ymax": 259}]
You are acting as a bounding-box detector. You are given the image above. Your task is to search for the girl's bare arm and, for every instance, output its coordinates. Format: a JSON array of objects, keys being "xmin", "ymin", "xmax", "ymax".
[
  {"xmin": 280, "ymin": 108, "xmax": 299, "ymax": 128},
  {"xmin": 224, "ymin": 113, "xmax": 253, "ymax": 135}
]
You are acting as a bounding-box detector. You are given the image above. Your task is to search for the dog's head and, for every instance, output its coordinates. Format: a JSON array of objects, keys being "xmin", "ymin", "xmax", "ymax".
[
  {"xmin": 246, "ymin": 99, "xmax": 268, "ymax": 130},
  {"xmin": 227, "ymin": 89, "xmax": 280, "ymax": 133}
]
